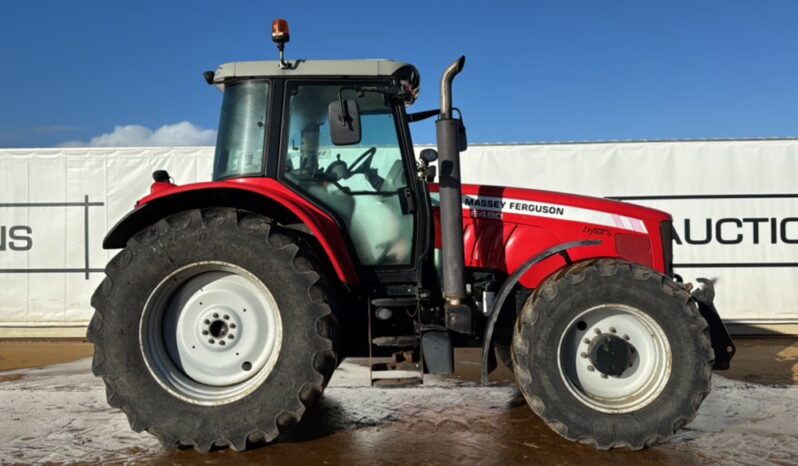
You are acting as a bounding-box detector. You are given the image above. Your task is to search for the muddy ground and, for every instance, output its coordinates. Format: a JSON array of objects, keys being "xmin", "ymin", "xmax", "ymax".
[{"xmin": 0, "ymin": 339, "xmax": 796, "ymax": 465}]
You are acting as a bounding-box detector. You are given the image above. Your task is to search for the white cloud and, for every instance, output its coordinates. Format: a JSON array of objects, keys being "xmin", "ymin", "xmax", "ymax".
[{"xmin": 59, "ymin": 121, "xmax": 216, "ymax": 147}]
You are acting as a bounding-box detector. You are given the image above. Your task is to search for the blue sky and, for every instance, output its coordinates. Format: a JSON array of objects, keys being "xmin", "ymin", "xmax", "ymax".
[{"xmin": 1, "ymin": 1, "xmax": 797, "ymax": 147}]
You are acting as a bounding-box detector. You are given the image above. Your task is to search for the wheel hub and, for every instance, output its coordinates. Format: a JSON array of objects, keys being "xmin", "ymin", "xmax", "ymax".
[
  {"xmin": 208, "ymin": 319, "xmax": 228, "ymax": 338},
  {"xmin": 200, "ymin": 309, "xmax": 240, "ymax": 348},
  {"xmin": 587, "ymin": 333, "xmax": 636, "ymax": 377},
  {"xmin": 141, "ymin": 263, "xmax": 283, "ymax": 405},
  {"xmin": 558, "ymin": 304, "xmax": 672, "ymax": 413}
]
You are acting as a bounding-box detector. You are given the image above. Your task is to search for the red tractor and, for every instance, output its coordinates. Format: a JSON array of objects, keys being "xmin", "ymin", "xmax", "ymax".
[{"xmin": 88, "ymin": 20, "xmax": 735, "ymax": 452}]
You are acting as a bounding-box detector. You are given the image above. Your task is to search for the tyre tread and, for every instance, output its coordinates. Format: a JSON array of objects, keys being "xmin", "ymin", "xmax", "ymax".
[
  {"xmin": 511, "ymin": 258, "xmax": 714, "ymax": 450},
  {"xmin": 87, "ymin": 208, "xmax": 338, "ymax": 451}
]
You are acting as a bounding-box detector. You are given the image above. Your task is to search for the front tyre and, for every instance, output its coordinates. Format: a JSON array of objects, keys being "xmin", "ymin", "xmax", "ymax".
[
  {"xmin": 511, "ymin": 259, "xmax": 713, "ymax": 450},
  {"xmin": 87, "ymin": 208, "xmax": 339, "ymax": 451}
]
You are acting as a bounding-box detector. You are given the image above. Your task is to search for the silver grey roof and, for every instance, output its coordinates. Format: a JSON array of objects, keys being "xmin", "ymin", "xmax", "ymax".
[{"xmin": 212, "ymin": 59, "xmax": 415, "ymax": 86}]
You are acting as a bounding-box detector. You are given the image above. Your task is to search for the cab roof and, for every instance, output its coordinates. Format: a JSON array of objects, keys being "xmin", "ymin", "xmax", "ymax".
[{"xmin": 211, "ymin": 59, "xmax": 417, "ymax": 87}]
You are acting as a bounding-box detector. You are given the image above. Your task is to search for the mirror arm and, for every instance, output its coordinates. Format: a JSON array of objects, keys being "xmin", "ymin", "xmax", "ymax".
[
  {"xmin": 336, "ymin": 87, "xmax": 357, "ymax": 127},
  {"xmin": 407, "ymin": 109, "xmax": 441, "ymax": 123}
]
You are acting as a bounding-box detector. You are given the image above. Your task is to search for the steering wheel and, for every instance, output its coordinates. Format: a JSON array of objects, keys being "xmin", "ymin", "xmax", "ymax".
[
  {"xmin": 347, "ymin": 146, "xmax": 377, "ymax": 175},
  {"xmin": 344, "ymin": 146, "xmax": 385, "ymax": 190},
  {"xmin": 292, "ymin": 146, "xmax": 384, "ymax": 192}
]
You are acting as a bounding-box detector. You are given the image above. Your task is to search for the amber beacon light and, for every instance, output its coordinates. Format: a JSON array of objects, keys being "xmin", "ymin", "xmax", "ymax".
[
  {"xmin": 272, "ymin": 19, "xmax": 291, "ymax": 69},
  {"xmin": 272, "ymin": 19, "xmax": 290, "ymax": 44}
]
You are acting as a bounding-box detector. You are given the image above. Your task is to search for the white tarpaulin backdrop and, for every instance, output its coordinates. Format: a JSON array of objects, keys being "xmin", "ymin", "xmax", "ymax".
[{"xmin": 1, "ymin": 140, "xmax": 796, "ymax": 336}]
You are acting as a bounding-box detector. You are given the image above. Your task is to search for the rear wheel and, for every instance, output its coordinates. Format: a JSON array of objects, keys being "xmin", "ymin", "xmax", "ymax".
[
  {"xmin": 87, "ymin": 208, "xmax": 338, "ymax": 451},
  {"xmin": 140, "ymin": 262, "xmax": 284, "ymax": 405},
  {"xmin": 512, "ymin": 259, "xmax": 713, "ymax": 450}
]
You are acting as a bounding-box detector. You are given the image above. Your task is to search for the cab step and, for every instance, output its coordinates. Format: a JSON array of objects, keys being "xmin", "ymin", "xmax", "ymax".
[
  {"xmin": 370, "ymin": 296, "xmax": 419, "ymax": 307},
  {"xmin": 369, "ymin": 351, "xmax": 423, "ymax": 387},
  {"xmin": 372, "ymin": 335, "xmax": 420, "ymax": 348},
  {"xmin": 368, "ymin": 292, "xmax": 424, "ymax": 386}
]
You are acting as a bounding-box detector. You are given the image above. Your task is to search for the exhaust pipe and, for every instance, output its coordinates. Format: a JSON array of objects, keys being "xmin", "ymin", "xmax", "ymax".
[
  {"xmin": 436, "ymin": 56, "xmax": 466, "ymax": 306},
  {"xmin": 439, "ymin": 56, "xmax": 465, "ymax": 119}
]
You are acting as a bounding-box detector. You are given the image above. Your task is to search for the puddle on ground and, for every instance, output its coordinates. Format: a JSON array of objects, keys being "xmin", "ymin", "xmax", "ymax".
[
  {"xmin": 0, "ymin": 344, "xmax": 797, "ymax": 465},
  {"xmin": 149, "ymin": 391, "xmax": 705, "ymax": 466}
]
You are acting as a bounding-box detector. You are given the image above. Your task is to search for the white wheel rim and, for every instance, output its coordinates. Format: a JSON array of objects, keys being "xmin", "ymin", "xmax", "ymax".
[
  {"xmin": 140, "ymin": 261, "xmax": 283, "ymax": 405},
  {"xmin": 557, "ymin": 304, "xmax": 671, "ymax": 413}
]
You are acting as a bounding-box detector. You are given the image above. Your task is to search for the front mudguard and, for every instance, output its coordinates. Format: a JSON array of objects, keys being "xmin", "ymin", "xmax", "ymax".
[
  {"xmin": 480, "ymin": 240, "xmax": 603, "ymax": 384},
  {"xmin": 691, "ymin": 278, "xmax": 736, "ymax": 370}
]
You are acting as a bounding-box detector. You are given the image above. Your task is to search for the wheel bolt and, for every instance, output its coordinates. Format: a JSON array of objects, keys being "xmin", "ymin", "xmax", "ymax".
[
  {"xmin": 594, "ymin": 329, "xmax": 601, "ymax": 335},
  {"xmin": 204, "ymin": 319, "xmax": 210, "ymax": 325},
  {"xmin": 228, "ymin": 334, "xmax": 234, "ymax": 339},
  {"xmin": 623, "ymin": 334, "xmax": 630, "ymax": 341},
  {"xmin": 587, "ymin": 365, "xmax": 595, "ymax": 372},
  {"xmin": 224, "ymin": 314, "xmax": 230, "ymax": 320},
  {"xmin": 583, "ymin": 338, "xmax": 591, "ymax": 345},
  {"xmin": 580, "ymin": 352, "xmax": 588, "ymax": 358},
  {"xmin": 213, "ymin": 313, "xmax": 219, "ymax": 318},
  {"xmin": 230, "ymin": 323, "xmax": 237, "ymax": 329},
  {"xmin": 609, "ymin": 327, "xmax": 617, "ymax": 333},
  {"xmin": 202, "ymin": 330, "xmax": 209, "ymax": 335},
  {"xmin": 601, "ymin": 374, "xmax": 608, "ymax": 379},
  {"xmin": 219, "ymin": 340, "xmax": 226, "ymax": 346},
  {"xmin": 209, "ymin": 339, "xmax": 215, "ymax": 344}
]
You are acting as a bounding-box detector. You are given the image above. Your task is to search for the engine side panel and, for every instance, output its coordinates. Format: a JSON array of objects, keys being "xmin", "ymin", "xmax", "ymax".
[{"xmin": 433, "ymin": 184, "xmax": 671, "ymax": 288}]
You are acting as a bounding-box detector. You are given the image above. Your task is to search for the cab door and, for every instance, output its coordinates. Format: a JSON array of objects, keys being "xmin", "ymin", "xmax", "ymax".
[{"xmin": 279, "ymin": 81, "xmax": 419, "ymax": 274}]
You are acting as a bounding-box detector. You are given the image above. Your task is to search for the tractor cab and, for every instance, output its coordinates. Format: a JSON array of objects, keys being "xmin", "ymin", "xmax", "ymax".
[{"xmin": 207, "ymin": 56, "xmax": 433, "ymax": 284}]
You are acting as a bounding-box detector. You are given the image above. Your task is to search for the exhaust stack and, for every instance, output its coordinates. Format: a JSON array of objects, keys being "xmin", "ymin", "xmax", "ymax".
[{"xmin": 436, "ymin": 56, "xmax": 467, "ymax": 307}]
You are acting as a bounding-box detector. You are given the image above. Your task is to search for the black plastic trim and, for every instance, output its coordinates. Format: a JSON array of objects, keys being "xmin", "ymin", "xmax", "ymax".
[
  {"xmin": 691, "ymin": 278, "xmax": 736, "ymax": 370},
  {"xmin": 480, "ymin": 240, "xmax": 603, "ymax": 384},
  {"xmin": 265, "ymin": 79, "xmax": 285, "ymax": 178},
  {"xmin": 660, "ymin": 220, "xmax": 674, "ymax": 277}
]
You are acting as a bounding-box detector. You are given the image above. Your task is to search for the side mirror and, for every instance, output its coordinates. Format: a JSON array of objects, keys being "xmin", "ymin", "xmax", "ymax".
[
  {"xmin": 328, "ymin": 100, "xmax": 361, "ymax": 145},
  {"xmin": 426, "ymin": 165, "xmax": 437, "ymax": 182},
  {"xmin": 419, "ymin": 148, "xmax": 438, "ymax": 164}
]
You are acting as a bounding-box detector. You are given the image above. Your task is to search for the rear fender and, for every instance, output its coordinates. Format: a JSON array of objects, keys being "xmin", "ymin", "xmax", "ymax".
[{"xmin": 104, "ymin": 181, "xmax": 359, "ymax": 285}]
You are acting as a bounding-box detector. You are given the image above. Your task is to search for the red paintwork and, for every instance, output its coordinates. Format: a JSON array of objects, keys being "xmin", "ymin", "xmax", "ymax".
[
  {"xmin": 135, "ymin": 177, "xmax": 670, "ymax": 291},
  {"xmin": 137, "ymin": 178, "xmax": 359, "ymax": 285},
  {"xmin": 149, "ymin": 180, "xmax": 177, "ymax": 195},
  {"xmin": 432, "ymin": 184, "xmax": 671, "ymax": 289}
]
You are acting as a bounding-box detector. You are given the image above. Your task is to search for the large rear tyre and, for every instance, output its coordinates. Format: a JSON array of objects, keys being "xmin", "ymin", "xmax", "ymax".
[
  {"xmin": 511, "ymin": 259, "xmax": 713, "ymax": 450},
  {"xmin": 87, "ymin": 208, "xmax": 339, "ymax": 451}
]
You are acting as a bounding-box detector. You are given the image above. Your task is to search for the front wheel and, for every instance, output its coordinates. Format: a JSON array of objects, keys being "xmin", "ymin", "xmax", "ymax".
[{"xmin": 511, "ymin": 259, "xmax": 713, "ymax": 450}]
